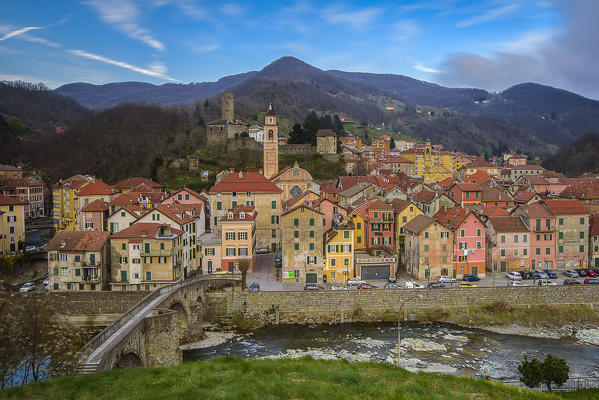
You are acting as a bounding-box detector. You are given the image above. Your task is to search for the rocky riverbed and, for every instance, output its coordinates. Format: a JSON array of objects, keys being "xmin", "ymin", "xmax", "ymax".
[{"xmin": 183, "ymin": 322, "xmax": 599, "ymax": 380}]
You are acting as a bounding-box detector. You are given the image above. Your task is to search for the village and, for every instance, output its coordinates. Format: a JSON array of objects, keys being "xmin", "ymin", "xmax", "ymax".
[{"xmin": 2, "ymin": 93, "xmax": 599, "ymax": 294}]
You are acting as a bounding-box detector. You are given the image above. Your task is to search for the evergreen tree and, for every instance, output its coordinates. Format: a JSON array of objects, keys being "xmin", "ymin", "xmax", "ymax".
[{"xmin": 304, "ymin": 112, "xmax": 322, "ymax": 145}]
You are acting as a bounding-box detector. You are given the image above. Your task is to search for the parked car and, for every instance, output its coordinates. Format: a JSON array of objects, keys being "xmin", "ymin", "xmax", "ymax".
[
  {"xmin": 563, "ymin": 279, "xmax": 581, "ymax": 285},
  {"xmin": 537, "ymin": 270, "xmax": 549, "ymax": 279},
  {"xmin": 304, "ymin": 284, "xmax": 322, "ymax": 291},
  {"xmin": 25, "ymin": 245, "xmax": 37, "ymax": 252},
  {"xmin": 384, "ymin": 283, "xmax": 401, "ymax": 289},
  {"xmin": 404, "ymin": 281, "xmax": 424, "ymax": 289},
  {"xmin": 576, "ymin": 269, "xmax": 588, "ymax": 277},
  {"xmin": 529, "ymin": 271, "xmax": 541, "ymax": 279},
  {"xmin": 519, "ymin": 271, "xmax": 533, "ymax": 280},
  {"xmin": 506, "ymin": 272, "xmax": 522, "ymax": 280},
  {"xmin": 462, "ymin": 274, "xmax": 480, "ymax": 282},
  {"xmin": 460, "ymin": 281, "xmax": 477, "ymax": 287},
  {"xmin": 544, "ymin": 270, "xmax": 557, "ymax": 279},
  {"xmin": 347, "ymin": 278, "xmax": 366, "ymax": 286},
  {"xmin": 256, "ymin": 247, "xmax": 269, "ymax": 254},
  {"xmin": 330, "ymin": 285, "xmax": 349, "ymax": 290},
  {"xmin": 42, "ymin": 277, "xmax": 49, "ymax": 286},
  {"xmin": 509, "ymin": 281, "xmax": 527, "ymax": 286},
  {"xmin": 537, "ymin": 279, "xmax": 556, "ymax": 286},
  {"xmin": 563, "ymin": 270, "xmax": 580, "ymax": 278},
  {"xmin": 39, "ymin": 242, "xmax": 48, "ymax": 250},
  {"xmin": 249, "ymin": 283, "xmax": 260, "ymax": 292},
  {"xmin": 427, "ymin": 282, "xmax": 446, "ymax": 288},
  {"xmin": 19, "ymin": 282, "xmax": 35, "ymax": 292},
  {"xmin": 584, "ymin": 279, "xmax": 599, "ymax": 285},
  {"xmin": 585, "ymin": 269, "xmax": 599, "ymax": 277},
  {"xmin": 387, "ymin": 275, "xmax": 397, "ymax": 283},
  {"xmin": 357, "ymin": 283, "xmax": 377, "ymax": 290},
  {"xmin": 438, "ymin": 275, "xmax": 456, "ymax": 284}
]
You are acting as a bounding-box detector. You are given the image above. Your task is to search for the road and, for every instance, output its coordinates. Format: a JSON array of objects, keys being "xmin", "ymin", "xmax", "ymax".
[{"xmin": 249, "ymin": 253, "xmax": 287, "ymax": 291}]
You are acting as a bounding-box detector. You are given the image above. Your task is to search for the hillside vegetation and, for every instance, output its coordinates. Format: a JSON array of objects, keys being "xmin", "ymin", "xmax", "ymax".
[
  {"xmin": 1, "ymin": 357, "xmax": 596, "ymax": 400},
  {"xmin": 542, "ymin": 132, "xmax": 599, "ymax": 176}
]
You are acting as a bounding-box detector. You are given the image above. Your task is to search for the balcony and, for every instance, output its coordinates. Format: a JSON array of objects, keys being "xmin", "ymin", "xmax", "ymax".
[
  {"xmin": 82, "ymin": 275, "xmax": 100, "ymax": 282},
  {"xmin": 355, "ymin": 254, "xmax": 396, "ymax": 264}
]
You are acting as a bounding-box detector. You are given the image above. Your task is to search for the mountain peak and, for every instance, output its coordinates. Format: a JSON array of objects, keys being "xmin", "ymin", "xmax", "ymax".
[{"xmin": 257, "ymin": 56, "xmax": 324, "ymax": 79}]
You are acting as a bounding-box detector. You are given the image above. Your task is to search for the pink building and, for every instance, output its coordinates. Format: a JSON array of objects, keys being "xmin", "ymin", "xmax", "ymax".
[
  {"xmin": 434, "ymin": 207, "xmax": 486, "ymax": 278},
  {"xmin": 162, "ymin": 187, "xmax": 206, "ymax": 206},
  {"xmin": 80, "ymin": 199, "xmax": 109, "ymax": 231},
  {"xmin": 317, "ymin": 197, "xmax": 348, "ymax": 232},
  {"xmin": 365, "ymin": 200, "xmax": 395, "ymax": 251},
  {"xmin": 486, "ymin": 216, "xmax": 530, "ymax": 272},
  {"xmin": 447, "ymin": 182, "xmax": 482, "ymax": 205},
  {"xmin": 514, "ymin": 203, "xmax": 556, "ymax": 270}
]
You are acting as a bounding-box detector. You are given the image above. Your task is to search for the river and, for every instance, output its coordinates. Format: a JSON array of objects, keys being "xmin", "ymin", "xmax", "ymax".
[{"xmin": 183, "ymin": 322, "xmax": 599, "ymax": 380}]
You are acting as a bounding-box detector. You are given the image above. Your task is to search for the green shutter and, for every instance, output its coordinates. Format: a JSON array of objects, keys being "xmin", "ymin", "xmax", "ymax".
[
  {"xmin": 272, "ymin": 200, "xmax": 277, "ymax": 209},
  {"xmin": 145, "ymin": 243, "xmax": 150, "ymax": 253},
  {"xmin": 146, "ymin": 271, "xmax": 152, "ymax": 281},
  {"xmin": 309, "ymin": 218, "xmax": 314, "ymax": 226},
  {"xmin": 53, "ymin": 267, "xmax": 58, "ymax": 276},
  {"xmin": 75, "ymin": 269, "xmax": 80, "ymax": 276},
  {"xmin": 310, "ymin": 230, "xmax": 314, "ymax": 238},
  {"xmin": 121, "ymin": 270, "xmax": 127, "ymax": 282},
  {"xmin": 294, "ymin": 243, "xmax": 299, "ymax": 250}
]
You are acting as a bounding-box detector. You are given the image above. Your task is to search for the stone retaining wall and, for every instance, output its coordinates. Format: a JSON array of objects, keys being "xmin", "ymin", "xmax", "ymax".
[
  {"xmin": 13, "ymin": 292, "xmax": 148, "ymax": 316},
  {"xmin": 207, "ymin": 286, "xmax": 599, "ymax": 324}
]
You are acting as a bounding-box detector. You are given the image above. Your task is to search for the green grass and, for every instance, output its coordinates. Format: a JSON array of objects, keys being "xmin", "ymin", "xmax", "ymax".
[{"xmin": 2, "ymin": 357, "xmax": 598, "ymax": 400}]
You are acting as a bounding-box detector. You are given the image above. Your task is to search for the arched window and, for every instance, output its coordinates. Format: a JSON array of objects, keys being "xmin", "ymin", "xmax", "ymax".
[
  {"xmin": 292, "ymin": 170, "xmax": 300, "ymax": 177},
  {"xmin": 268, "ymin": 129, "xmax": 274, "ymax": 140}
]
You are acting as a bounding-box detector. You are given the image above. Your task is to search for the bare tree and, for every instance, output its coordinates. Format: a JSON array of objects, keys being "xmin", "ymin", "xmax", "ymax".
[{"xmin": 238, "ymin": 260, "xmax": 250, "ymax": 291}]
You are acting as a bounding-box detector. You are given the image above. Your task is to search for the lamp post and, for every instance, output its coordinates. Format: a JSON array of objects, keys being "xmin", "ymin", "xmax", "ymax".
[{"xmin": 397, "ymin": 294, "xmax": 423, "ymax": 366}]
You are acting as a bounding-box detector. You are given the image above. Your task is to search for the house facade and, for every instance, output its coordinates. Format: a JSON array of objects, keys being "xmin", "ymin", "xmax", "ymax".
[
  {"xmin": 0, "ymin": 177, "xmax": 45, "ymax": 217},
  {"xmin": 486, "ymin": 216, "xmax": 530, "ymax": 272},
  {"xmin": 323, "ymin": 224, "xmax": 354, "ymax": 284},
  {"xmin": 0, "ymin": 194, "xmax": 27, "ymax": 252},
  {"xmin": 544, "ymin": 200, "xmax": 590, "ymax": 269},
  {"xmin": 220, "ymin": 205, "xmax": 257, "ymax": 272},
  {"xmin": 404, "ymin": 215, "xmax": 453, "ymax": 280}
]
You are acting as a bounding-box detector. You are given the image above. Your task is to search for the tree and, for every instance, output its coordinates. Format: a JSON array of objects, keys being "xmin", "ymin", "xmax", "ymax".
[
  {"xmin": 390, "ymin": 137, "xmax": 396, "ymax": 149},
  {"xmin": 518, "ymin": 354, "xmax": 569, "ymax": 392},
  {"xmin": 289, "ymin": 123, "xmax": 309, "ymax": 144},
  {"xmin": 237, "ymin": 260, "xmax": 250, "ymax": 291}
]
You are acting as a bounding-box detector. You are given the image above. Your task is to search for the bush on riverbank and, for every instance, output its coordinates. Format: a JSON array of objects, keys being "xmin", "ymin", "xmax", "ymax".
[{"xmin": 1, "ymin": 357, "xmax": 597, "ymax": 399}]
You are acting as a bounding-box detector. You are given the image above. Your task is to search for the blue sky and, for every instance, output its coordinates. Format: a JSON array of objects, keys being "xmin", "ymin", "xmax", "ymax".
[{"xmin": 1, "ymin": 1, "xmax": 597, "ymax": 98}]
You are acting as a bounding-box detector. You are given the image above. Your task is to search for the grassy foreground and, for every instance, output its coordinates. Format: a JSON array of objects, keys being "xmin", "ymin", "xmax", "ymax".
[{"xmin": 2, "ymin": 357, "xmax": 599, "ymax": 400}]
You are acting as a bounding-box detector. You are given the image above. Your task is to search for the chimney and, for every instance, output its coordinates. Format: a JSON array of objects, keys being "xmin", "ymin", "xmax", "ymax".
[
  {"xmin": 239, "ymin": 171, "xmax": 243, "ymax": 179},
  {"xmin": 258, "ymin": 168, "xmax": 263, "ymax": 175}
]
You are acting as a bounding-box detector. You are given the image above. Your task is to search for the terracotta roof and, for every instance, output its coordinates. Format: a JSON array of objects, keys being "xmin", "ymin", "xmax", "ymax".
[
  {"xmin": 488, "ymin": 216, "xmax": 529, "ymax": 232},
  {"xmin": 464, "ymin": 170, "xmax": 490, "ymax": 184},
  {"xmin": 560, "ymin": 183, "xmax": 599, "ymax": 201},
  {"xmin": 543, "ymin": 199, "xmax": 588, "ymax": 216},
  {"xmin": 385, "ymin": 155, "xmax": 414, "ymax": 164},
  {"xmin": 316, "ymin": 129, "xmax": 337, "ymax": 137},
  {"xmin": 464, "ymin": 159, "xmax": 493, "ymax": 168},
  {"xmin": 454, "ymin": 182, "xmax": 481, "ymax": 192},
  {"xmin": 433, "ymin": 206, "xmax": 476, "ymax": 231},
  {"xmin": 413, "ymin": 189, "xmax": 436, "ymax": 203},
  {"xmin": 111, "ymin": 223, "xmax": 183, "ymax": 239},
  {"xmin": 281, "ymin": 203, "xmax": 322, "ymax": 216},
  {"xmin": 268, "ymin": 166, "xmax": 291, "ymax": 182},
  {"xmin": 77, "ymin": 179, "xmax": 118, "ymax": 196},
  {"xmin": 209, "ymin": 171, "xmax": 281, "ymax": 193},
  {"xmin": 520, "ymin": 203, "xmax": 552, "ymax": 218},
  {"xmin": 481, "ymin": 206, "xmax": 510, "ymax": 217},
  {"xmin": 511, "ymin": 165, "xmax": 545, "ymax": 171},
  {"xmin": 367, "ymin": 199, "xmax": 394, "ymax": 211},
  {"xmin": 525, "ymin": 175, "xmax": 550, "ymax": 185},
  {"xmin": 481, "ymin": 187, "xmax": 512, "ymax": 203},
  {"xmin": 221, "ymin": 205, "xmax": 258, "ymax": 221},
  {"xmin": 590, "ymin": 215, "xmax": 599, "ymax": 236},
  {"xmin": 46, "ymin": 231, "xmax": 110, "ymax": 251},
  {"xmin": 113, "ymin": 177, "xmax": 162, "ymax": 190},
  {"xmin": 285, "ymin": 190, "xmax": 311, "ymax": 209},
  {"xmin": 0, "ymin": 193, "xmax": 28, "ymax": 205},
  {"xmin": 339, "ymin": 182, "xmax": 374, "ymax": 198},
  {"xmin": 403, "ymin": 214, "xmax": 434, "ymax": 234},
  {"xmin": 81, "ymin": 199, "xmax": 109, "ymax": 212},
  {"xmin": 109, "ymin": 192, "xmax": 140, "ymax": 206},
  {"xmin": 390, "ymin": 199, "xmax": 412, "ymax": 213},
  {"xmin": 321, "ymin": 182, "xmax": 340, "ymax": 194},
  {"xmin": 437, "ymin": 177, "xmax": 456, "ymax": 188},
  {"xmin": 0, "ymin": 177, "xmax": 44, "ymax": 187},
  {"xmin": 514, "ymin": 191, "xmax": 538, "ymax": 203},
  {"xmin": 55, "ymin": 175, "xmax": 90, "ymax": 189}
]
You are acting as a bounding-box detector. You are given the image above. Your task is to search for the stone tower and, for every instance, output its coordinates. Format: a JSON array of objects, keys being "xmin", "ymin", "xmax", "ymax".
[
  {"xmin": 221, "ymin": 92, "xmax": 234, "ymax": 121},
  {"xmin": 424, "ymin": 138, "xmax": 432, "ymax": 173},
  {"xmin": 263, "ymin": 103, "xmax": 279, "ymax": 179}
]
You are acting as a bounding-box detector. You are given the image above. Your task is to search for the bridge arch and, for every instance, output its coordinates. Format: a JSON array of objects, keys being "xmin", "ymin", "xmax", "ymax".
[
  {"xmin": 169, "ymin": 301, "xmax": 189, "ymax": 331},
  {"xmin": 114, "ymin": 352, "xmax": 143, "ymax": 369}
]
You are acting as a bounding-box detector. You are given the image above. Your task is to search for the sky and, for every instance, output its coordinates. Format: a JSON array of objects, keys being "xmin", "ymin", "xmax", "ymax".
[{"xmin": 1, "ymin": 0, "xmax": 598, "ymax": 99}]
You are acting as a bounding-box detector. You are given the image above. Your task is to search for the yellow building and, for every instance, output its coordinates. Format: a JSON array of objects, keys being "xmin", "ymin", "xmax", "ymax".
[
  {"xmin": 346, "ymin": 203, "xmax": 368, "ymax": 250},
  {"xmin": 52, "ymin": 175, "xmax": 93, "ymax": 231},
  {"xmin": 47, "ymin": 231, "xmax": 111, "ymax": 291},
  {"xmin": 0, "ymin": 194, "xmax": 27, "ymax": 252},
  {"xmin": 220, "ymin": 205, "xmax": 257, "ymax": 273},
  {"xmin": 281, "ymin": 204, "xmax": 324, "ymax": 285},
  {"xmin": 401, "ymin": 140, "xmax": 454, "ymax": 184},
  {"xmin": 391, "ymin": 199, "xmax": 424, "ymax": 251},
  {"xmin": 110, "ymin": 223, "xmax": 184, "ymax": 291},
  {"xmin": 324, "ymin": 223, "xmax": 354, "ymax": 284}
]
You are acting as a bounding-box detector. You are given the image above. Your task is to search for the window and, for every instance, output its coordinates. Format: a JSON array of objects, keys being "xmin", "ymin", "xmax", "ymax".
[
  {"xmin": 272, "ymin": 229, "xmax": 277, "ymax": 238},
  {"xmin": 559, "ymin": 232, "xmax": 563, "ymax": 240},
  {"xmin": 536, "ymin": 247, "xmax": 541, "ymax": 255},
  {"xmin": 580, "ymin": 245, "xmax": 585, "ymax": 252},
  {"xmin": 357, "ymin": 222, "xmax": 361, "ymax": 229},
  {"xmin": 120, "ymin": 256, "xmax": 128, "ymax": 263},
  {"xmin": 501, "ymin": 235, "xmax": 505, "ymax": 243},
  {"xmin": 536, "ymin": 219, "xmax": 541, "ymax": 230},
  {"xmin": 293, "ymin": 218, "xmax": 299, "ymax": 226},
  {"xmin": 309, "ymin": 243, "xmax": 314, "ymax": 250},
  {"xmin": 226, "ymin": 232, "xmax": 235, "ymax": 240},
  {"xmin": 145, "ymin": 243, "xmax": 150, "ymax": 253},
  {"xmin": 476, "ymin": 241, "xmax": 481, "ymax": 249},
  {"xmin": 294, "ymin": 243, "xmax": 299, "ymax": 250},
  {"xmin": 8, "ymin": 205, "xmax": 13, "ymax": 212},
  {"xmin": 580, "ymin": 217, "xmax": 585, "ymax": 225},
  {"xmin": 239, "ymin": 248, "xmax": 248, "ymax": 256},
  {"xmin": 271, "ymin": 200, "xmax": 277, "ymax": 209},
  {"xmin": 53, "ymin": 267, "xmax": 58, "ymax": 276},
  {"xmin": 344, "ymin": 258, "xmax": 350, "ymax": 266},
  {"xmin": 226, "ymin": 248, "xmax": 236, "ymax": 256},
  {"xmin": 559, "ymin": 245, "xmax": 564, "ymax": 253},
  {"xmin": 331, "ymin": 258, "xmax": 336, "ymax": 266},
  {"xmin": 402, "ymin": 216, "xmax": 407, "ymax": 223},
  {"xmin": 294, "ymin": 231, "xmax": 299, "ymax": 238},
  {"xmin": 477, "ymin": 228, "xmax": 481, "ymax": 237},
  {"xmin": 238, "ymin": 232, "xmax": 247, "ymax": 240},
  {"xmin": 357, "ymin": 236, "xmax": 361, "ymax": 243},
  {"xmin": 424, "ymin": 232, "xmax": 429, "ymax": 239},
  {"xmin": 53, "ymin": 283, "xmax": 58, "ymax": 290},
  {"xmin": 178, "ymin": 194, "xmax": 182, "ymax": 200},
  {"xmin": 546, "ymin": 219, "xmax": 551, "ymax": 229},
  {"xmin": 309, "ymin": 230, "xmax": 314, "ymax": 238},
  {"xmin": 231, "ymin": 200, "xmax": 237, "ymax": 208},
  {"xmin": 580, "ymin": 231, "xmax": 585, "ymax": 239},
  {"xmin": 373, "ymin": 212, "xmax": 379, "ymax": 219},
  {"xmin": 514, "ymin": 235, "xmax": 518, "ymax": 243},
  {"xmin": 185, "ymin": 194, "xmax": 189, "ymax": 200},
  {"xmin": 121, "ymin": 270, "xmax": 127, "ymax": 282},
  {"xmin": 523, "ymin": 235, "xmax": 527, "ymax": 243},
  {"xmin": 216, "ymin": 201, "xmax": 222, "ymax": 210},
  {"xmin": 523, "ymin": 249, "xmax": 527, "ymax": 256},
  {"xmin": 546, "ymin": 247, "xmax": 551, "ymax": 255},
  {"xmin": 424, "ymin": 244, "xmax": 429, "ymax": 252},
  {"xmin": 121, "ymin": 243, "xmax": 126, "ymax": 250},
  {"xmin": 309, "ymin": 218, "xmax": 314, "ymax": 226},
  {"xmin": 205, "ymin": 248, "xmax": 215, "ymax": 256},
  {"xmin": 559, "ymin": 218, "xmax": 563, "ymax": 225},
  {"xmin": 440, "ymin": 232, "xmax": 448, "ymax": 239},
  {"xmin": 271, "ymin": 215, "xmax": 279, "ymax": 224},
  {"xmin": 460, "ymin": 229, "xmax": 465, "ymax": 237},
  {"xmin": 343, "ymin": 231, "xmax": 350, "ymax": 239},
  {"xmin": 146, "ymin": 271, "xmax": 152, "ymax": 281}
]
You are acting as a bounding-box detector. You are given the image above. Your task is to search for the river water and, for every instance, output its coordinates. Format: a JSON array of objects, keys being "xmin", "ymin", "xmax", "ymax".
[{"xmin": 183, "ymin": 323, "xmax": 599, "ymax": 380}]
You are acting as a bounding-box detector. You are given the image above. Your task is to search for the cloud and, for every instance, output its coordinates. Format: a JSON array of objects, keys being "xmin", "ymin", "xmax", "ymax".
[
  {"xmin": 20, "ymin": 34, "xmax": 61, "ymax": 48},
  {"xmin": 437, "ymin": 1, "xmax": 599, "ymax": 99},
  {"xmin": 0, "ymin": 26, "xmax": 43, "ymax": 42},
  {"xmin": 457, "ymin": 5, "xmax": 519, "ymax": 28},
  {"xmin": 323, "ymin": 6, "xmax": 383, "ymax": 30},
  {"xmin": 68, "ymin": 49, "xmax": 177, "ymax": 81},
  {"xmin": 392, "ymin": 19, "xmax": 420, "ymax": 41},
  {"xmin": 188, "ymin": 43, "xmax": 220, "ymax": 53},
  {"xmin": 86, "ymin": 0, "xmax": 165, "ymax": 51},
  {"xmin": 414, "ymin": 64, "xmax": 442, "ymax": 74},
  {"xmin": 221, "ymin": 3, "xmax": 243, "ymax": 16}
]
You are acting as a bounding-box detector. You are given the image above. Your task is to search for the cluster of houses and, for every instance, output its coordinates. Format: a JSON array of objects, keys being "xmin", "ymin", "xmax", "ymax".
[{"xmin": 3, "ymin": 100, "xmax": 599, "ymax": 292}]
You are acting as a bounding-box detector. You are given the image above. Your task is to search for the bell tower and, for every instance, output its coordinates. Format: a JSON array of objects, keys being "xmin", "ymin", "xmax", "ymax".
[{"xmin": 263, "ymin": 103, "xmax": 279, "ymax": 179}]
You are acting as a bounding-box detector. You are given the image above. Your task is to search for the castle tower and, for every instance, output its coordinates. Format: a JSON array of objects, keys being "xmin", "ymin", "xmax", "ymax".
[
  {"xmin": 263, "ymin": 103, "xmax": 279, "ymax": 179},
  {"xmin": 424, "ymin": 138, "xmax": 432, "ymax": 173},
  {"xmin": 221, "ymin": 92, "xmax": 234, "ymax": 121}
]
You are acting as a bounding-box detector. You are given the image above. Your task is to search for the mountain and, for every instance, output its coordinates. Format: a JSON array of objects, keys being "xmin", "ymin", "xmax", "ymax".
[
  {"xmin": 0, "ymin": 81, "xmax": 90, "ymax": 132},
  {"xmin": 55, "ymin": 71, "xmax": 256, "ymax": 110},
  {"xmin": 542, "ymin": 132, "xmax": 599, "ymax": 176}
]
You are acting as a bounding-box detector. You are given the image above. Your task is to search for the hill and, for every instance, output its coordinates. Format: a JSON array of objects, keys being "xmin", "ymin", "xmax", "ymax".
[
  {"xmin": 55, "ymin": 71, "xmax": 256, "ymax": 110},
  {"xmin": 0, "ymin": 357, "xmax": 594, "ymax": 399},
  {"xmin": 542, "ymin": 132, "xmax": 599, "ymax": 176},
  {"xmin": 0, "ymin": 81, "xmax": 90, "ymax": 132}
]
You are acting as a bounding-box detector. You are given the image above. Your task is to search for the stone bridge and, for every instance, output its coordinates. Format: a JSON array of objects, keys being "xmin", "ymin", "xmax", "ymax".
[{"xmin": 76, "ymin": 275, "xmax": 239, "ymax": 375}]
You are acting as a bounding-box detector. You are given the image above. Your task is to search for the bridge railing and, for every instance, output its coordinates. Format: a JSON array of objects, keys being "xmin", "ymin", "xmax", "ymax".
[
  {"xmin": 78, "ymin": 274, "xmax": 240, "ymax": 363},
  {"xmin": 500, "ymin": 376, "xmax": 599, "ymax": 392}
]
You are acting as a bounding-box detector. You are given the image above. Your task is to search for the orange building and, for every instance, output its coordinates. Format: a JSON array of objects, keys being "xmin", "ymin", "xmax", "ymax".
[{"xmin": 220, "ymin": 205, "xmax": 257, "ymax": 272}]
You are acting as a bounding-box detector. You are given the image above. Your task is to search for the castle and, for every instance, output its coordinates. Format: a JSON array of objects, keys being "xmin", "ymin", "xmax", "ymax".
[{"xmin": 206, "ymin": 92, "xmax": 248, "ymax": 148}]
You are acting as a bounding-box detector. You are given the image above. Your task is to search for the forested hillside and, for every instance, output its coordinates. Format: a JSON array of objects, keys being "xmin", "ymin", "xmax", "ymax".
[{"xmin": 542, "ymin": 132, "xmax": 599, "ymax": 176}]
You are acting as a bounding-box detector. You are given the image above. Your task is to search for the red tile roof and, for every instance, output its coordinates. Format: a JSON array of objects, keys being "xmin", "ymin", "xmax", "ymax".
[
  {"xmin": 220, "ymin": 205, "xmax": 258, "ymax": 221},
  {"xmin": 390, "ymin": 199, "xmax": 412, "ymax": 213},
  {"xmin": 77, "ymin": 179, "xmax": 118, "ymax": 196},
  {"xmin": 46, "ymin": 231, "xmax": 110, "ymax": 251},
  {"xmin": 454, "ymin": 182, "xmax": 481, "ymax": 192},
  {"xmin": 111, "ymin": 223, "xmax": 183, "ymax": 239},
  {"xmin": 464, "ymin": 159, "xmax": 494, "ymax": 168},
  {"xmin": 488, "ymin": 216, "xmax": 529, "ymax": 232},
  {"xmin": 482, "ymin": 206, "xmax": 510, "ymax": 217},
  {"xmin": 437, "ymin": 177, "xmax": 456, "ymax": 188},
  {"xmin": 403, "ymin": 214, "xmax": 434, "ymax": 234},
  {"xmin": 520, "ymin": 203, "xmax": 552, "ymax": 218},
  {"xmin": 316, "ymin": 129, "xmax": 336, "ymax": 137},
  {"xmin": 109, "ymin": 192, "xmax": 140, "ymax": 206},
  {"xmin": 434, "ymin": 206, "xmax": 474, "ymax": 230},
  {"xmin": 281, "ymin": 203, "xmax": 322, "ymax": 217},
  {"xmin": 511, "ymin": 165, "xmax": 545, "ymax": 171},
  {"xmin": 590, "ymin": 215, "xmax": 599, "ymax": 236},
  {"xmin": 0, "ymin": 177, "xmax": 44, "ymax": 187},
  {"xmin": 0, "ymin": 193, "xmax": 28, "ymax": 205},
  {"xmin": 209, "ymin": 171, "xmax": 281, "ymax": 193},
  {"xmin": 367, "ymin": 199, "xmax": 394, "ymax": 211},
  {"xmin": 113, "ymin": 177, "xmax": 162, "ymax": 190},
  {"xmin": 81, "ymin": 199, "xmax": 109, "ymax": 212},
  {"xmin": 413, "ymin": 189, "xmax": 436, "ymax": 203},
  {"xmin": 514, "ymin": 191, "xmax": 538, "ymax": 203},
  {"xmin": 480, "ymin": 187, "xmax": 512, "ymax": 203},
  {"xmin": 543, "ymin": 199, "xmax": 589, "ymax": 216},
  {"xmin": 464, "ymin": 170, "xmax": 491, "ymax": 184}
]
